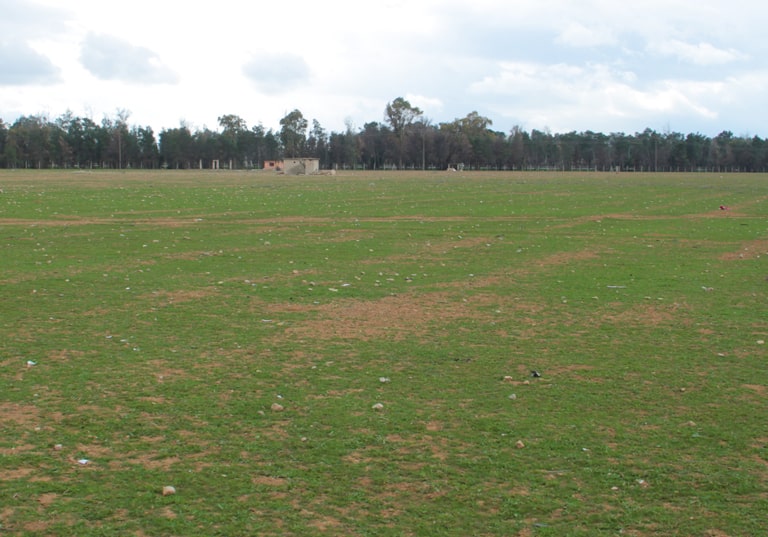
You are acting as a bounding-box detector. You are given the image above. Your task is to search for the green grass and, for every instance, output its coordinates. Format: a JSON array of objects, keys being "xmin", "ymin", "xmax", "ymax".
[{"xmin": 1, "ymin": 169, "xmax": 766, "ymax": 536}]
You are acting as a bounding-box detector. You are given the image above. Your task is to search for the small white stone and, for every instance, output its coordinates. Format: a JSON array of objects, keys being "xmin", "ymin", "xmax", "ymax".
[
  {"xmin": 162, "ymin": 485, "xmax": 176, "ymax": 496},
  {"xmin": 372, "ymin": 403, "xmax": 384, "ymax": 411}
]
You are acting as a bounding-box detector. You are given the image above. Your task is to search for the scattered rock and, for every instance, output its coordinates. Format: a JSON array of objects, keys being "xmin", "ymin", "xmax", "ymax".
[
  {"xmin": 270, "ymin": 403, "xmax": 285, "ymax": 412},
  {"xmin": 515, "ymin": 440, "xmax": 525, "ymax": 449},
  {"xmin": 379, "ymin": 377, "xmax": 391, "ymax": 383},
  {"xmin": 757, "ymin": 340, "xmax": 765, "ymax": 345},
  {"xmin": 508, "ymin": 394, "xmax": 517, "ymax": 400},
  {"xmin": 372, "ymin": 403, "xmax": 384, "ymax": 411},
  {"xmin": 162, "ymin": 485, "xmax": 176, "ymax": 496}
]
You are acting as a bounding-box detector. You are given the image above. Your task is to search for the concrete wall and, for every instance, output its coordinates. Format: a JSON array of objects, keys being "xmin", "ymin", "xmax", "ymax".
[{"xmin": 283, "ymin": 158, "xmax": 320, "ymax": 175}]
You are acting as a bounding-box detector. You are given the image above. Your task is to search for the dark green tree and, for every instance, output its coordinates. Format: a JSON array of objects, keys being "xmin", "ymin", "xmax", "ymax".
[
  {"xmin": 0, "ymin": 118, "xmax": 6, "ymax": 167},
  {"xmin": 7, "ymin": 115, "xmax": 53, "ymax": 168},
  {"xmin": 306, "ymin": 119, "xmax": 329, "ymax": 167},
  {"xmin": 218, "ymin": 114, "xmax": 248, "ymax": 167},
  {"xmin": 279, "ymin": 109, "xmax": 308, "ymax": 158},
  {"xmin": 137, "ymin": 126, "xmax": 159, "ymax": 168},
  {"xmin": 263, "ymin": 129, "xmax": 280, "ymax": 160},
  {"xmin": 328, "ymin": 123, "xmax": 359, "ymax": 170},
  {"xmin": 385, "ymin": 97, "xmax": 422, "ymax": 168},
  {"xmin": 359, "ymin": 122, "xmax": 388, "ymax": 170},
  {"xmin": 160, "ymin": 123, "xmax": 195, "ymax": 169}
]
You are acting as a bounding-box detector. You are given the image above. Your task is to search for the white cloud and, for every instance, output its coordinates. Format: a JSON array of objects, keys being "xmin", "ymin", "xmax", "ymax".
[
  {"xmin": 0, "ymin": 41, "xmax": 61, "ymax": 85},
  {"xmin": 468, "ymin": 61, "xmax": 729, "ymax": 132},
  {"xmin": 649, "ymin": 40, "xmax": 748, "ymax": 66},
  {"xmin": 405, "ymin": 94, "xmax": 444, "ymax": 114},
  {"xmin": 80, "ymin": 33, "xmax": 178, "ymax": 84},
  {"xmin": 242, "ymin": 53, "xmax": 311, "ymax": 95},
  {"xmin": 555, "ymin": 23, "xmax": 618, "ymax": 48},
  {"xmin": 1, "ymin": 0, "xmax": 767, "ymax": 136}
]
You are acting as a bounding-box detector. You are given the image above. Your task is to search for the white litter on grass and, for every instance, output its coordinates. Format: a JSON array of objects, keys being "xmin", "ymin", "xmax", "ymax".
[
  {"xmin": 372, "ymin": 403, "xmax": 384, "ymax": 411},
  {"xmin": 26, "ymin": 361, "xmax": 37, "ymax": 367},
  {"xmin": 379, "ymin": 377, "xmax": 391, "ymax": 383},
  {"xmin": 77, "ymin": 459, "xmax": 90, "ymax": 465}
]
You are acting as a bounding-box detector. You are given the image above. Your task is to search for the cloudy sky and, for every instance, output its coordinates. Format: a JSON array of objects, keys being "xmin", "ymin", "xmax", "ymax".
[{"xmin": 1, "ymin": 0, "xmax": 766, "ymax": 137}]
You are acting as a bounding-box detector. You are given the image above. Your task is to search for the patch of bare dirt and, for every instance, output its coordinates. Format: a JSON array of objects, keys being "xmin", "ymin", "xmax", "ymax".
[
  {"xmin": 158, "ymin": 506, "xmax": 178, "ymax": 519},
  {"xmin": 142, "ymin": 288, "xmax": 218, "ymax": 305},
  {"xmin": 37, "ymin": 492, "xmax": 58, "ymax": 508},
  {"xmin": 46, "ymin": 349, "xmax": 88, "ymax": 362},
  {"xmin": 252, "ymin": 475, "xmax": 289, "ymax": 486},
  {"xmin": 271, "ymin": 291, "xmax": 479, "ymax": 342},
  {"xmin": 23, "ymin": 521, "xmax": 50, "ymax": 533},
  {"xmin": 600, "ymin": 303, "xmax": 682, "ymax": 327},
  {"xmin": 719, "ymin": 239, "xmax": 768, "ymax": 261},
  {"xmin": 72, "ymin": 442, "xmax": 113, "ymax": 463},
  {"xmin": 425, "ymin": 421, "xmax": 443, "ymax": 432},
  {"xmin": 534, "ymin": 249, "xmax": 602, "ymax": 268},
  {"xmin": 742, "ymin": 384, "xmax": 766, "ymax": 396},
  {"xmin": 0, "ymin": 402, "xmax": 42, "ymax": 426},
  {"xmin": 144, "ymin": 360, "xmax": 194, "ymax": 383},
  {"xmin": 127, "ymin": 455, "xmax": 180, "ymax": 471},
  {"xmin": 1, "ymin": 467, "xmax": 36, "ymax": 480},
  {"xmin": 268, "ymin": 278, "xmax": 646, "ymax": 345}
]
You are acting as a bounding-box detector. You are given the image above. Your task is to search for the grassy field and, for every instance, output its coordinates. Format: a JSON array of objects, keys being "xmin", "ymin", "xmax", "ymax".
[{"xmin": 0, "ymin": 169, "xmax": 766, "ymax": 536}]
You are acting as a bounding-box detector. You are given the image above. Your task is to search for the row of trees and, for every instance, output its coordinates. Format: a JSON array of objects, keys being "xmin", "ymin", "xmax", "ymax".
[{"xmin": 1, "ymin": 98, "xmax": 767, "ymax": 172}]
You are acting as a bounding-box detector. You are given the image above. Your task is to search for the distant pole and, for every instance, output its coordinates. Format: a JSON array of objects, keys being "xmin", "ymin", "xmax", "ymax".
[{"xmin": 422, "ymin": 132, "xmax": 426, "ymax": 171}]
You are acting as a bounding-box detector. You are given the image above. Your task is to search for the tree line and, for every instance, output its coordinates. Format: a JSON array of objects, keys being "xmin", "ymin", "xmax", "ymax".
[{"xmin": 1, "ymin": 97, "xmax": 766, "ymax": 172}]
